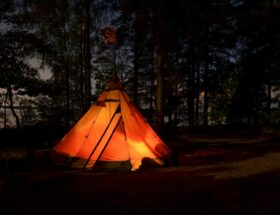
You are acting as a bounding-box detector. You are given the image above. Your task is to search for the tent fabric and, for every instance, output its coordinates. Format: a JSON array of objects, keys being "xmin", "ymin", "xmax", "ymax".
[{"xmin": 53, "ymin": 78, "xmax": 171, "ymax": 170}]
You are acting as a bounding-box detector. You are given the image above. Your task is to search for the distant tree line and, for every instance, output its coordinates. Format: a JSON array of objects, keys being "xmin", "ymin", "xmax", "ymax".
[{"xmin": 0, "ymin": 0, "xmax": 279, "ymax": 133}]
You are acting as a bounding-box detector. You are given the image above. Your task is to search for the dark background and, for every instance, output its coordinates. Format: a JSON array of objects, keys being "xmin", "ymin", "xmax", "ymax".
[
  {"xmin": 0, "ymin": 0, "xmax": 279, "ymax": 137},
  {"xmin": 0, "ymin": 1, "xmax": 280, "ymax": 214}
]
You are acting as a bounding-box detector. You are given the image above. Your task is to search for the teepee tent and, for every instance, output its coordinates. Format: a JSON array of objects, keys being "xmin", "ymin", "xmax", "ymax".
[{"xmin": 52, "ymin": 77, "xmax": 171, "ymax": 170}]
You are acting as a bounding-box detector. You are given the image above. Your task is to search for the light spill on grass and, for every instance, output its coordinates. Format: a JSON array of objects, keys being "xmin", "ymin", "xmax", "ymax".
[
  {"xmin": 214, "ymin": 152, "xmax": 280, "ymax": 179},
  {"xmin": 165, "ymin": 151, "xmax": 280, "ymax": 180}
]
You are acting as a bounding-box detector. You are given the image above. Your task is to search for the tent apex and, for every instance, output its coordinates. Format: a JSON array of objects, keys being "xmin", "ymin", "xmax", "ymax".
[{"xmin": 106, "ymin": 75, "xmax": 124, "ymax": 91}]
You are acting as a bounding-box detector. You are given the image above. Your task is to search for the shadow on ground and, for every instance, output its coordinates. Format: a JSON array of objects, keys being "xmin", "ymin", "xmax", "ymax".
[{"xmin": 0, "ymin": 129, "xmax": 280, "ymax": 215}]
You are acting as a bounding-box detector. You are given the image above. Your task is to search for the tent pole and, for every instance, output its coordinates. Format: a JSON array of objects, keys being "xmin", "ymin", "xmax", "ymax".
[
  {"xmin": 92, "ymin": 117, "xmax": 122, "ymax": 167},
  {"xmin": 84, "ymin": 104, "xmax": 120, "ymax": 168},
  {"xmin": 76, "ymin": 105, "xmax": 103, "ymax": 157}
]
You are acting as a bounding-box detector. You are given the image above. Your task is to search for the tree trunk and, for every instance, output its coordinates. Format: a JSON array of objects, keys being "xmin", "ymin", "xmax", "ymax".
[
  {"xmin": 80, "ymin": 11, "xmax": 85, "ymax": 112},
  {"xmin": 63, "ymin": 24, "xmax": 70, "ymax": 127},
  {"xmin": 133, "ymin": 39, "xmax": 139, "ymax": 105},
  {"xmin": 203, "ymin": 65, "xmax": 209, "ymax": 126},
  {"xmin": 188, "ymin": 40, "xmax": 195, "ymax": 128},
  {"xmin": 195, "ymin": 47, "xmax": 200, "ymax": 126},
  {"xmin": 156, "ymin": 51, "xmax": 164, "ymax": 135},
  {"xmin": 203, "ymin": 45, "xmax": 209, "ymax": 126},
  {"xmin": 149, "ymin": 52, "xmax": 155, "ymax": 123},
  {"xmin": 133, "ymin": 9, "xmax": 145, "ymax": 105},
  {"xmin": 4, "ymin": 92, "xmax": 8, "ymax": 128},
  {"xmin": 7, "ymin": 85, "xmax": 20, "ymax": 128},
  {"xmin": 266, "ymin": 80, "xmax": 271, "ymax": 123},
  {"xmin": 84, "ymin": 0, "xmax": 91, "ymax": 109},
  {"xmin": 174, "ymin": 79, "xmax": 178, "ymax": 128},
  {"xmin": 155, "ymin": 2, "xmax": 165, "ymax": 136}
]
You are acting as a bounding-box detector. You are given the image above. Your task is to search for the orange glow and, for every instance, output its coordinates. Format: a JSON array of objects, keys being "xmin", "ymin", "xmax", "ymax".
[
  {"xmin": 53, "ymin": 79, "xmax": 171, "ymax": 170},
  {"xmin": 102, "ymin": 27, "xmax": 117, "ymax": 45}
]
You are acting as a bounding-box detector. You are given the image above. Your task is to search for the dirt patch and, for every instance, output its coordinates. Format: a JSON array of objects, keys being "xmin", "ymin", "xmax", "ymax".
[{"xmin": 1, "ymin": 134, "xmax": 280, "ymax": 215}]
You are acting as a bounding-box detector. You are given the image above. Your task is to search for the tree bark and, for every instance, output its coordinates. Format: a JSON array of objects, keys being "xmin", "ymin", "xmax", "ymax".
[
  {"xmin": 133, "ymin": 30, "xmax": 139, "ymax": 105},
  {"xmin": 4, "ymin": 91, "xmax": 8, "ymax": 128},
  {"xmin": 80, "ymin": 10, "xmax": 85, "ymax": 112},
  {"xmin": 202, "ymin": 31, "xmax": 210, "ymax": 126},
  {"xmin": 155, "ymin": 2, "xmax": 165, "ymax": 135},
  {"xmin": 63, "ymin": 23, "xmax": 70, "ymax": 127},
  {"xmin": 7, "ymin": 85, "xmax": 20, "ymax": 128},
  {"xmin": 186, "ymin": 1, "xmax": 197, "ymax": 127},
  {"xmin": 195, "ymin": 47, "xmax": 200, "ymax": 126},
  {"xmin": 84, "ymin": 0, "xmax": 91, "ymax": 109},
  {"xmin": 149, "ymin": 51, "xmax": 155, "ymax": 123},
  {"xmin": 188, "ymin": 40, "xmax": 195, "ymax": 128},
  {"xmin": 203, "ymin": 58, "xmax": 209, "ymax": 126},
  {"xmin": 156, "ymin": 51, "xmax": 164, "ymax": 135},
  {"xmin": 266, "ymin": 80, "xmax": 271, "ymax": 120},
  {"xmin": 133, "ymin": 8, "xmax": 145, "ymax": 105}
]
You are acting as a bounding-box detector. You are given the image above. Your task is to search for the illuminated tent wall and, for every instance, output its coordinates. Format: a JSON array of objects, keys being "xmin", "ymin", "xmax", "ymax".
[{"xmin": 52, "ymin": 77, "xmax": 171, "ymax": 170}]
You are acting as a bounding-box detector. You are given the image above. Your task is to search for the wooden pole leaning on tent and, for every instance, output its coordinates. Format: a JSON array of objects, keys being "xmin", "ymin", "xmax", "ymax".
[
  {"xmin": 91, "ymin": 116, "xmax": 123, "ymax": 169},
  {"xmin": 83, "ymin": 104, "xmax": 121, "ymax": 169}
]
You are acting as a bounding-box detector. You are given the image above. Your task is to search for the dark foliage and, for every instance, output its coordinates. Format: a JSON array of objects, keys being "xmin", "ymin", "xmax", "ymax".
[{"xmin": 0, "ymin": 0, "xmax": 279, "ymax": 131}]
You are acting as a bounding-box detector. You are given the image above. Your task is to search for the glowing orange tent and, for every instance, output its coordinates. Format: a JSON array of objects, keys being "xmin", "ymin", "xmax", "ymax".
[{"xmin": 52, "ymin": 77, "xmax": 171, "ymax": 170}]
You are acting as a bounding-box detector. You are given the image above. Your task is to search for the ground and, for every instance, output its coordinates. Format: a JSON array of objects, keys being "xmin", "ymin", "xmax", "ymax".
[{"xmin": 0, "ymin": 129, "xmax": 280, "ymax": 215}]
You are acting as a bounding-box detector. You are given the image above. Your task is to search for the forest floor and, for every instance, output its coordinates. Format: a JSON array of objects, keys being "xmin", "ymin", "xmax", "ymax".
[{"xmin": 0, "ymin": 128, "xmax": 280, "ymax": 215}]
